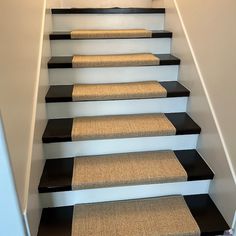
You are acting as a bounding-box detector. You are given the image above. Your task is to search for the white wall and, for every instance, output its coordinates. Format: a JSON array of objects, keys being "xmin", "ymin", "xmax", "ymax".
[
  {"xmin": 174, "ymin": 0, "xmax": 236, "ymax": 173},
  {"xmin": 0, "ymin": 117, "xmax": 26, "ymax": 236},
  {"xmin": 152, "ymin": 0, "xmax": 164, "ymax": 7},
  {"xmin": 0, "ymin": 0, "xmax": 47, "ymax": 214},
  {"xmin": 164, "ymin": 0, "xmax": 236, "ymax": 226},
  {"xmin": 26, "ymin": 1, "xmax": 53, "ymax": 235}
]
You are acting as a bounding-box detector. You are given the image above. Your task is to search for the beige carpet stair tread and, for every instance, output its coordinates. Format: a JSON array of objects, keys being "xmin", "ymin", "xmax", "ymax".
[
  {"xmin": 72, "ymin": 53, "xmax": 160, "ymax": 68},
  {"xmin": 72, "ymin": 151, "xmax": 187, "ymax": 190},
  {"xmin": 71, "ymin": 113, "xmax": 176, "ymax": 141},
  {"xmin": 71, "ymin": 29, "xmax": 152, "ymax": 39},
  {"xmin": 72, "ymin": 81, "xmax": 167, "ymax": 101},
  {"xmin": 72, "ymin": 196, "xmax": 200, "ymax": 236}
]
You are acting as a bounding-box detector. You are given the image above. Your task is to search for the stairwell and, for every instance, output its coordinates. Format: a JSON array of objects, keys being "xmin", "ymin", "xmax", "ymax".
[{"xmin": 37, "ymin": 4, "xmax": 230, "ymax": 236}]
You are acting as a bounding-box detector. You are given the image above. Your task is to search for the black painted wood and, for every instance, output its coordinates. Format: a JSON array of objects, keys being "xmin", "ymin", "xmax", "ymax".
[
  {"xmin": 50, "ymin": 30, "xmax": 173, "ymax": 40},
  {"xmin": 174, "ymin": 150, "xmax": 214, "ymax": 181},
  {"xmin": 184, "ymin": 194, "xmax": 230, "ymax": 236},
  {"xmin": 42, "ymin": 113, "xmax": 201, "ymax": 143},
  {"xmin": 46, "ymin": 85, "xmax": 73, "ymax": 103},
  {"xmin": 165, "ymin": 112, "xmax": 201, "ymax": 135},
  {"xmin": 42, "ymin": 119, "xmax": 73, "ymax": 143},
  {"xmin": 37, "ymin": 195, "xmax": 229, "ymax": 236},
  {"xmin": 160, "ymin": 81, "xmax": 190, "ymax": 98},
  {"xmin": 37, "ymin": 206, "xmax": 73, "ymax": 236},
  {"xmin": 38, "ymin": 150, "xmax": 214, "ymax": 193},
  {"xmin": 48, "ymin": 56, "xmax": 73, "ymax": 69},
  {"xmin": 38, "ymin": 158, "xmax": 74, "ymax": 193},
  {"xmin": 45, "ymin": 81, "xmax": 190, "ymax": 103},
  {"xmin": 47, "ymin": 54, "xmax": 180, "ymax": 69},
  {"xmin": 51, "ymin": 8, "xmax": 165, "ymax": 14},
  {"xmin": 158, "ymin": 54, "xmax": 181, "ymax": 65}
]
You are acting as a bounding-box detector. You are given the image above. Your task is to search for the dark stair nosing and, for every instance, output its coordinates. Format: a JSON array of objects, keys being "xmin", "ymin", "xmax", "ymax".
[
  {"xmin": 50, "ymin": 30, "xmax": 172, "ymax": 40},
  {"xmin": 51, "ymin": 8, "xmax": 165, "ymax": 14},
  {"xmin": 42, "ymin": 113, "xmax": 201, "ymax": 143},
  {"xmin": 45, "ymin": 81, "xmax": 190, "ymax": 103},
  {"xmin": 37, "ymin": 195, "xmax": 230, "ymax": 236},
  {"xmin": 38, "ymin": 149, "xmax": 214, "ymax": 194},
  {"xmin": 47, "ymin": 54, "xmax": 181, "ymax": 69}
]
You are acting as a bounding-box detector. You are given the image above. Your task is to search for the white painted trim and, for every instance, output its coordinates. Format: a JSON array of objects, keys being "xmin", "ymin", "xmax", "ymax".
[
  {"xmin": 47, "ymin": 97, "xmax": 188, "ymax": 118},
  {"xmin": 51, "ymin": 38, "xmax": 171, "ymax": 56},
  {"xmin": 49, "ymin": 65, "xmax": 179, "ymax": 85},
  {"xmin": 0, "ymin": 116, "xmax": 26, "ymax": 236},
  {"xmin": 43, "ymin": 134, "xmax": 198, "ymax": 159},
  {"xmin": 40, "ymin": 180, "xmax": 210, "ymax": 208},
  {"xmin": 52, "ymin": 14, "xmax": 164, "ymax": 31},
  {"xmin": 173, "ymin": 0, "xmax": 236, "ymax": 184}
]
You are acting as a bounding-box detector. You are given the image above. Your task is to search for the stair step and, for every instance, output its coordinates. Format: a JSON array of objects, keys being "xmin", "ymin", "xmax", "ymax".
[
  {"xmin": 51, "ymin": 8, "xmax": 165, "ymax": 14},
  {"xmin": 48, "ymin": 54, "xmax": 180, "ymax": 69},
  {"xmin": 42, "ymin": 113, "xmax": 201, "ymax": 143},
  {"xmin": 38, "ymin": 150, "xmax": 214, "ymax": 193},
  {"xmin": 50, "ymin": 30, "xmax": 172, "ymax": 40},
  {"xmin": 46, "ymin": 81, "xmax": 190, "ymax": 103},
  {"xmin": 37, "ymin": 194, "xmax": 229, "ymax": 236}
]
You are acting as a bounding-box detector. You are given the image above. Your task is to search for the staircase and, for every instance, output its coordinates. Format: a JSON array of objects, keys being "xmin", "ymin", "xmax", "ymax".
[{"xmin": 37, "ymin": 7, "xmax": 230, "ymax": 236}]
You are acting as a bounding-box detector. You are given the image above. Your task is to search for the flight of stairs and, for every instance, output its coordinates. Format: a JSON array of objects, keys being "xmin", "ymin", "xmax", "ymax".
[{"xmin": 37, "ymin": 7, "xmax": 230, "ymax": 236}]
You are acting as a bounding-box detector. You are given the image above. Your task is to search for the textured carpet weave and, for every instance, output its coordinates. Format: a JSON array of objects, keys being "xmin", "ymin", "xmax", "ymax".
[
  {"xmin": 72, "ymin": 196, "xmax": 201, "ymax": 236},
  {"xmin": 71, "ymin": 113, "xmax": 176, "ymax": 141},
  {"xmin": 72, "ymin": 151, "xmax": 187, "ymax": 190},
  {"xmin": 72, "ymin": 81, "xmax": 167, "ymax": 101},
  {"xmin": 72, "ymin": 53, "xmax": 160, "ymax": 68},
  {"xmin": 71, "ymin": 29, "xmax": 152, "ymax": 39}
]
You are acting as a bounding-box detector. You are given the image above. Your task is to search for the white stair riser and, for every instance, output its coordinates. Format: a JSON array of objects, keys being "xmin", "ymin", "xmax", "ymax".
[
  {"xmin": 43, "ymin": 135, "xmax": 198, "ymax": 159},
  {"xmin": 51, "ymin": 38, "xmax": 171, "ymax": 56},
  {"xmin": 47, "ymin": 97, "xmax": 188, "ymax": 119},
  {"xmin": 49, "ymin": 65, "xmax": 179, "ymax": 85},
  {"xmin": 52, "ymin": 14, "xmax": 164, "ymax": 31},
  {"xmin": 40, "ymin": 180, "xmax": 210, "ymax": 208}
]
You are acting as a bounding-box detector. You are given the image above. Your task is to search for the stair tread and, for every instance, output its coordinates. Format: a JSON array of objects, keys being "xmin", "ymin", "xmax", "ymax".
[
  {"xmin": 38, "ymin": 150, "xmax": 214, "ymax": 193},
  {"xmin": 51, "ymin": 8, "xmax": 165, "ymax": 14},
  {"xmin": 42, "ymin": 113, "xmax": 201, "ymax": 143},
  {"xmin": 46, "ymin": 81, "xmax": 190, "ymax": 103},
  {"xmin": 48, "ymin": 54, "xmax": 181, "ymax": 68},
  {"xmin": 50, "ymin": 30, "xmax": 172, "ymax": 40},
  {"xmin": 37, "ymin": 194, "xmax": 229, "ymax": 236}
]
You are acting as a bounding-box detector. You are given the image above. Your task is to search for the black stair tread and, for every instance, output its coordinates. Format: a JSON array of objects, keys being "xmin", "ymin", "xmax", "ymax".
[
  {"xmin": 50, "ymin": 30, "xmax": 172, "ymax": 40},
  {"xmin": 45, "ymin": 81, "xmax": 190, "ymax": 103},
  {"xmin": 47, "ymin": 54, "xmax": 181, "ymax": 68},
  {"xmin": 51, "ymin": 8, "xmax": 165, "ymax": 14},
  {"xmin": 37, "ymin": 194, "xmax": 229, "ymax": 236},
  {"xmin": 184, "ymin": 195, "xmax": 230, "ymax": 236},
  {"xmin": 42, "ymin": 112, "xmax": 201, "ymax": 143},
  {"xmin": 38, "ymin": 149, "xmax": 214, "ymax": 193}
]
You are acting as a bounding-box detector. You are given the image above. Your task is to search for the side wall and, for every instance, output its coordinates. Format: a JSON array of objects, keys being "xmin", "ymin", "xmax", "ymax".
[
  {"xmin": 164, "ymin": 0, "xmax": 236, "ymax": 226},
  {"xmin": 26, "ymin": 2, "xmax": 53, "ymax": 235},
  {"xmin": 0, "ymin": 0, "xmax": 47, "ymax": 214}
]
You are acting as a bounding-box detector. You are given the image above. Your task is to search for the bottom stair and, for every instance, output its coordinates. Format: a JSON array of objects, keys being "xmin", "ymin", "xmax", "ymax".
[{"xmin": 38, "ymin": 194, "xmax": 229, "ymax": 236}]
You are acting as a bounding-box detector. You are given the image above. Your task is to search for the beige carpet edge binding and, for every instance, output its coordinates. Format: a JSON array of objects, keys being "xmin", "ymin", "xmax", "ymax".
[
  {"xmin": 72, "ymin": 53, "xmax": 160, "ymax": 68},
  {"xmin": 72, "ymin": 81, "xmax": 167, "ymax": 101},
  {"xmin": 72, "ymin": 196, "xmax": 201, "ymax": 236},
  {"xmin": 71, "ymin": 29, "xmax": 152, "ymax": 39},
  {"xmin": 71, "ymin": 113, "xmax": 176, "ymax": 141},
  {"xmin": 72, "ymin": 151, "xmax": 187, "ymax": 190}
]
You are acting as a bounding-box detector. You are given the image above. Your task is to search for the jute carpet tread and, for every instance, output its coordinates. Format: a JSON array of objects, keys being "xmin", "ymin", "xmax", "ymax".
[
  {"xmin": 71, "ymin": 113, "xmax": 176, "ymax": 141},
  {"xmin": 71, "ymin": 29, "xmax": 152, "ymax": 39},
  {"xmin": 72, "ymin": 196, "xmax": 200, "ymax": 236},
  {"xmin": 72, "ymin": 81, "xmax": 167, "ymax": 101},
  {"xmin": 72, "ymin": 53, "xmax": 160, "ymax": 68},
  {"xmin": 72, "ymin": 151, "xmax": 187, "ymax": 190}
]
